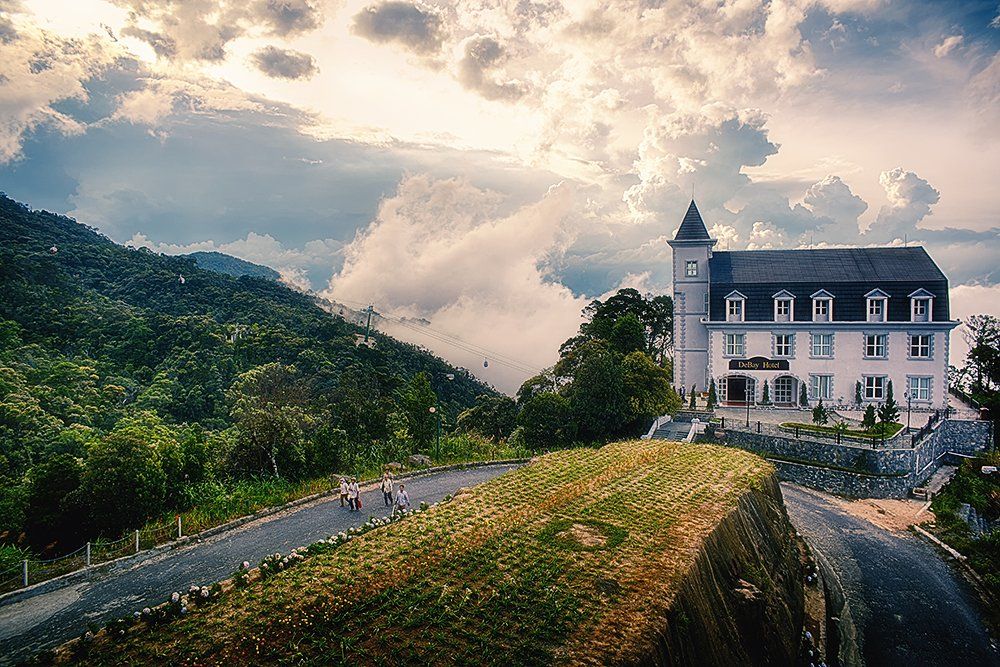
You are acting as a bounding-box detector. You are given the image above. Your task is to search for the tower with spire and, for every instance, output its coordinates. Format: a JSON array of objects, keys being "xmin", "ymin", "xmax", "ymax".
[{"xmin": 667, "ymin": 200, "xmax": 716, "ymax": 395}]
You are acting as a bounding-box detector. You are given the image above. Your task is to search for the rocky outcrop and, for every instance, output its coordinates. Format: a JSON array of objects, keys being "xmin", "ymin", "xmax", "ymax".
[{"xmin": 648, "ymin": 475, "xmax": 804, "ymax": 666}]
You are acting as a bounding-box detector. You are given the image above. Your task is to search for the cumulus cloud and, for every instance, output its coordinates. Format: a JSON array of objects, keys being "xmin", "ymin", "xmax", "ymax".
[
  {"xmin": 252, "ymin": 46, "xmax": 318, "ymax": 79},
  {"xmin": 112, "ymin": 0, "xmax": 323, "ymax": 62},
  {"xmin": 323, "ymin": 175, "xmax": 586, "ymax": 391},
  {"xmin": 111, "ymin": 75, "xmax": 263, "ymax": 126},
  {"xmin": 933, "ymin": 34, "xmax": 963, "ymax": 58},
  {"xmin": 625, "ymin": 109, "xmax": 779, "ymax": 221},
  {"xmin": 0, "ymin": 19, "xmax": 122, "ymax": 163},
  {"xmin": 744, "ymin": 221, "xmax": 788, "ymax": 250},
  {"xmin": 258, "ymin": 0, "xmax": 321, "ymax": 36},
  {"xmin": 872, "ymin": 167, "xmax": 940, "ymax": 239},
  {"xmin": 457, "ymin": 35, "xmax": 526, "ymax": 101},
  {"xmin": 352, "ymin": 1, "xmax": 445, "ymax": 54},
  {"xmin": 803, "ymin": 175, "xmax": 868, "ymax": 227}
]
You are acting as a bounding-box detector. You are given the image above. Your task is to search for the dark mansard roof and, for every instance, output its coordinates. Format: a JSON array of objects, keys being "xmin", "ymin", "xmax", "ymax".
[{"xmin": 707, "ymin": 247, "xmax": 950, "ymax": 322}]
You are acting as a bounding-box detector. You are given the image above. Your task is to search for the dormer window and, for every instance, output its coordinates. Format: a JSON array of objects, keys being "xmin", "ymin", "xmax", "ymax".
[
  {"xmin": 772, "ymin": 290, "xmax": 795, "ymax": 323},
  {"xmin": 909, "ymin": 289, "xmax": 934, "ymax": 322},
  {"xmin": 725, "ymin": 291, "xmax": 746, "ymax": 322},
  {"xmin": 811, "ymin": 290, "xmax": 835, "ymax": 322},
  {"xmin": 685, "ymin": 260, "xmax": 698, "ymax": 277},
  {"xmin": 865, "ymin": 289, "xmax": 889, "ymax": 323}
]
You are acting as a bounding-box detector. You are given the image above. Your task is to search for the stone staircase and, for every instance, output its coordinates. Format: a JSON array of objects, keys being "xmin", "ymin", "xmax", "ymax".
[{"xmin": 650, "ymin": 420, "xmax": 695, "ymax": 441}]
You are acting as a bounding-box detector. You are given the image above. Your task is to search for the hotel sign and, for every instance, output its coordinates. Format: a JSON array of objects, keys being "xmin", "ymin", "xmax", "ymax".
[{"xmin": 729, "ymin": 357, "xmax": 790, "ymax": 371}]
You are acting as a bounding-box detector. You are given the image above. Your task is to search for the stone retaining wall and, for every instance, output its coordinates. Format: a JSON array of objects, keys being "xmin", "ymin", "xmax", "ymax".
[{"xmin": 718, "ymin": 419, "xmax": 992, "ymax": 498}]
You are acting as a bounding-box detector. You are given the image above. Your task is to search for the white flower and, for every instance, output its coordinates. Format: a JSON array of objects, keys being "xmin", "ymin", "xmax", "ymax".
[
  {"xmin": 200, "ymin": 587, "xmax": 210, "ymax": 598},
  {"xmin": 171, "ymin": 592, "xmax": 180, "ymax": 603},
  {"xmin": 142, "ymin": 607, "xmax": 151, "ymax": 615},
  {"xmin": 273, "ymin": 552, "xmax": 281, "ymax": 559},
  {"xmin": 242, "ymin": 561, "xmax": 250, "ymax": 569},
  {"xmin": 133, "ymin": 611, "xmax": 141, "ymax": 619}
]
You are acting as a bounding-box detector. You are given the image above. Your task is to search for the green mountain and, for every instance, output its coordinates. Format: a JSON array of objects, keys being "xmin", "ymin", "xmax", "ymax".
[
  {"xmin": 185, "ymin": 251, "xmax": 281, "ymax": 281},
  {"xmin": 0, "ymin": 194, "xmax": 494, "ymax": 546}
]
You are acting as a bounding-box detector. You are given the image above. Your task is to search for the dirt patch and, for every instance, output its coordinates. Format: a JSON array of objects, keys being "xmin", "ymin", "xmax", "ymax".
[
  {"xmin": 837, "ymin": 498, "xmax": 934, "ymax": 533},
  {"xmin": 561, "ymin": 522, "xmax": 608, "ymax": 548}
]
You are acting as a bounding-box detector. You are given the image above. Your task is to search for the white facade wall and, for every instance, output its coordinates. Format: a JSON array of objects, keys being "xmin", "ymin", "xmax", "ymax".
[
  {"xmin": 705, "ymin": 324, "xmax": 951, "ymax": 409},
  {"xmin": 669, "ymin": 240, "xmax": 714, "ymax": 393}
]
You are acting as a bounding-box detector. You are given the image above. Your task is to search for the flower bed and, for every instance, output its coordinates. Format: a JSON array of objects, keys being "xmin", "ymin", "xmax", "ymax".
[{"xmin": 54, "ymin": 440, "xmax": 775, "ymax": 666}]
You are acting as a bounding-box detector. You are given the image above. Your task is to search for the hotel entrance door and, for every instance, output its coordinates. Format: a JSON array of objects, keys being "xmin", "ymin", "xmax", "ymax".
[{"xmin": 725, "ymin": 376, "xmax": 755, "ymax": 405}]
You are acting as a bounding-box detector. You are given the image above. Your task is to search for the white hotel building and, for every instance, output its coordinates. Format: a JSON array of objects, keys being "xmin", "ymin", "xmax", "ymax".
[{"xmin": 669, "ymin": 201, "xmax": 957, "ymax": 410}]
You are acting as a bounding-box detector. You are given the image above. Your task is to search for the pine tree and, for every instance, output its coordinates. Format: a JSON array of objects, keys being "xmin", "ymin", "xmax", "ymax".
[
  {"xmin": 689, "ymin": 384, "xmax": 696, "ymax": 409},
  {"xmin": 707, "ymin": 379, "xmax": 717, "ymax": 409},
  {"xmin": 761, "ymin": 380, "xmax": 771, "ymax": 405},
  {"xmin": 799, "ymin": 382, "xmax": 809, "ymax": 407},
  {"xmin": 879, "ymin": 380, "xmax": 900, "ymax": 425},
  {"xmin": 812, "ymin": 399, "xmax": 829, "ymax": 425},
  {"xmin": 854, "ymin": 380, "xmax": 863, "ymax": 405},
  {"xmin": 861, "ymin": 404, "xmax": 877, "ymax": 431}
]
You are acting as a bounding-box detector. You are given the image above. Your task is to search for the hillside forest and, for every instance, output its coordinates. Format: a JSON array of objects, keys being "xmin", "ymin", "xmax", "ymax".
[{"xmin": 0, "ymin": 195, "xmax": 680, "ymax": 561}]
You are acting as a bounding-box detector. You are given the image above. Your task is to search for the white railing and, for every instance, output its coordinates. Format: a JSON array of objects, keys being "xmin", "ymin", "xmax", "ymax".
[{"xmin": 641, "ymin": 414, "xmax": 673, "ymax": 439}]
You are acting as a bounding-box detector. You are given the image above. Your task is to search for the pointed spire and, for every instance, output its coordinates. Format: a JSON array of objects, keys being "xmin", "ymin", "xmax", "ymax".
[{"xmin": 674, "ymin": 200, "xmax": 710, "ymax": 241}]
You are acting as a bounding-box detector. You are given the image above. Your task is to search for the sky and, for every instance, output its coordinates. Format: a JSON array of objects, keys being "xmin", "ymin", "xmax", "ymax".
[{"xmin": 0, "ymin": 0, "xmax": 997, "ymax": 392}]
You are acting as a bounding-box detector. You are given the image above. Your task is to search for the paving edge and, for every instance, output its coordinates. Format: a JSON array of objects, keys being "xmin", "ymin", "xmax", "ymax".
[{"xmin": 0, "ymin": 458, "xmax": 529, "ymax": 608}]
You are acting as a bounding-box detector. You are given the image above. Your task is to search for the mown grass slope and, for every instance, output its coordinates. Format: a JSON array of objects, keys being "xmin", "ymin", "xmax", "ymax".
[{"xmin": 62, "ymin": 440, "xmax": 783, "ymax": 666}]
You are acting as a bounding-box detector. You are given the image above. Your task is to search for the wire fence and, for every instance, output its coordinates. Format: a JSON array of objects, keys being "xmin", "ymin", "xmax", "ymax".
[
  {"xmin": 1, "ymin": 517, "xmax": 182, "ymax": 596},
  {"xmin": 0, "ymin": 563, "xmax": 25, "ymax": 595}
]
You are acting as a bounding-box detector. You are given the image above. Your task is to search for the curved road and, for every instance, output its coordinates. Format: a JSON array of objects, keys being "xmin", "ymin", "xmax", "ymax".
[
  {"xmin": 0, "ymin": 464, "xmax": 519, "ymax": 664},
  {"xmin": 782, "ymin": 483, "xmax": 999, "ymax": 667}
]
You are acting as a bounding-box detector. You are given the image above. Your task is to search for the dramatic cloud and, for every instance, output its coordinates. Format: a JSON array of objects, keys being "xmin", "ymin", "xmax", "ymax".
[
  {"xmin": 252, "ymin": 46, "xmax": 318, "ymax": 79},
  {"xmin": 625, "ymin": 110, "xmax": 779, "ymax": 222},
  {"xmin": 0, "ymin": 19, "xmax": 122, "ymax": 163},
  {"xmin": 352, "ymin": 1, "xmax": 445, "ymax": 54},
  {"xmin": 802, "ymin": 175, "xmax": 868, "ymax": 228},
  {"xmin": 1, "ymin": 0, "xmax": 997, "ymax": 384},
  {"xmin": 112, "ymin": 0, "xmax": 323, "ymax": 62},
  {"xmin": 872, "ymin": 167, "xmax": 941, "ymax": 239},
  {"xmin": 259, "ymin": 0, "xmax": 322, "ymax": 36},
  {"xmin": 324, "ymin": 175, "xmax": 586, "ymax": 391},
  {"xmin": 457, "ymin": 35, "xmax": 526, "ymax": 101}
]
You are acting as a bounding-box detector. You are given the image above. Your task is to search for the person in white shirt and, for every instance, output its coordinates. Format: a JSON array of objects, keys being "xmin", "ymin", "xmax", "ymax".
[
  {"xmin": 347, "ymin": 478, "xmax": 360, "ymax": 512},
  {"xmin": 394, "ymin": 484, "xmax": 410, "ymax": 515},
  {"xmin": 339, "ymin": 478, "xmax": 348, "ymax": 508},
  {"xmin": 380, "ymin": 472, "xmax": 394, "ymax": 507}
]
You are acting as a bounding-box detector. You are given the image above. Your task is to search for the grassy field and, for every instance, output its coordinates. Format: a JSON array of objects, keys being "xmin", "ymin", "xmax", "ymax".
[{"xmin": 60, "ymin": 440, "xmax": 775, "ymax": 666}]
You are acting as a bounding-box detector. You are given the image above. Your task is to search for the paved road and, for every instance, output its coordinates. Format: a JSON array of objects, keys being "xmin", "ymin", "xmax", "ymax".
[
  {"xmin": 0, "ymin": 464, "xmax": 519, "ymax": 664},
  {"xmin": 782, "ymin": 483, "xmax": 999, "ymax": 667}
]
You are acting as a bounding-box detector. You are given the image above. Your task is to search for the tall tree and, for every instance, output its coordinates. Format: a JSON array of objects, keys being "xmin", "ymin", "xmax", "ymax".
[
  {"xmin": 227, "ymin": 363, "xmax": 311, "ymax": 478},
  {"xmin": 401, "ymin": 371, "xmax": 438, "ymax": 454}
]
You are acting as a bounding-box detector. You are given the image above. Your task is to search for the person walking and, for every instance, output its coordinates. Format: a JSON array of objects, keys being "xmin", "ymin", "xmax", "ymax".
[
  {"xmin": 380, "ymin": 472, "xmax": 394, "ymax": 508},
  {"xmin": 394, "ymin": 483, "xmax": 410, "ymax": 515},
  {"xmin": 347, "ymin": 478, "xmax": 360, "ymax": 512},
  {"xmin": 339, "ymin": 477, "xmax": 348, "ymax": 508}
]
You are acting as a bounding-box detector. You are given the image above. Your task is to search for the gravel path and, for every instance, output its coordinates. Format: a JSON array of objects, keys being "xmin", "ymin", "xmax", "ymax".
[
  {"xmin": 782, "ymin": 483, "xmax": 999, "ymax": 666},
  {"xmin": 0, "ymin": 464, "xmax": 519, "ymax": 664}
]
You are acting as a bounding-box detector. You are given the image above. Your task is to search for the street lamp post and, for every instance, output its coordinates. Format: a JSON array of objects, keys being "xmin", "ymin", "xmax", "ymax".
[
  {"xmin": 428, "ymin": 406, "xmax": 441, "ymax": 460},
  {"xmin": 745, "ymin": 382, "xmax": 752, "ymax": 428},
  {"xmin": 904, "ymin": 390, "xmax": 912, "ymax": 431}
]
